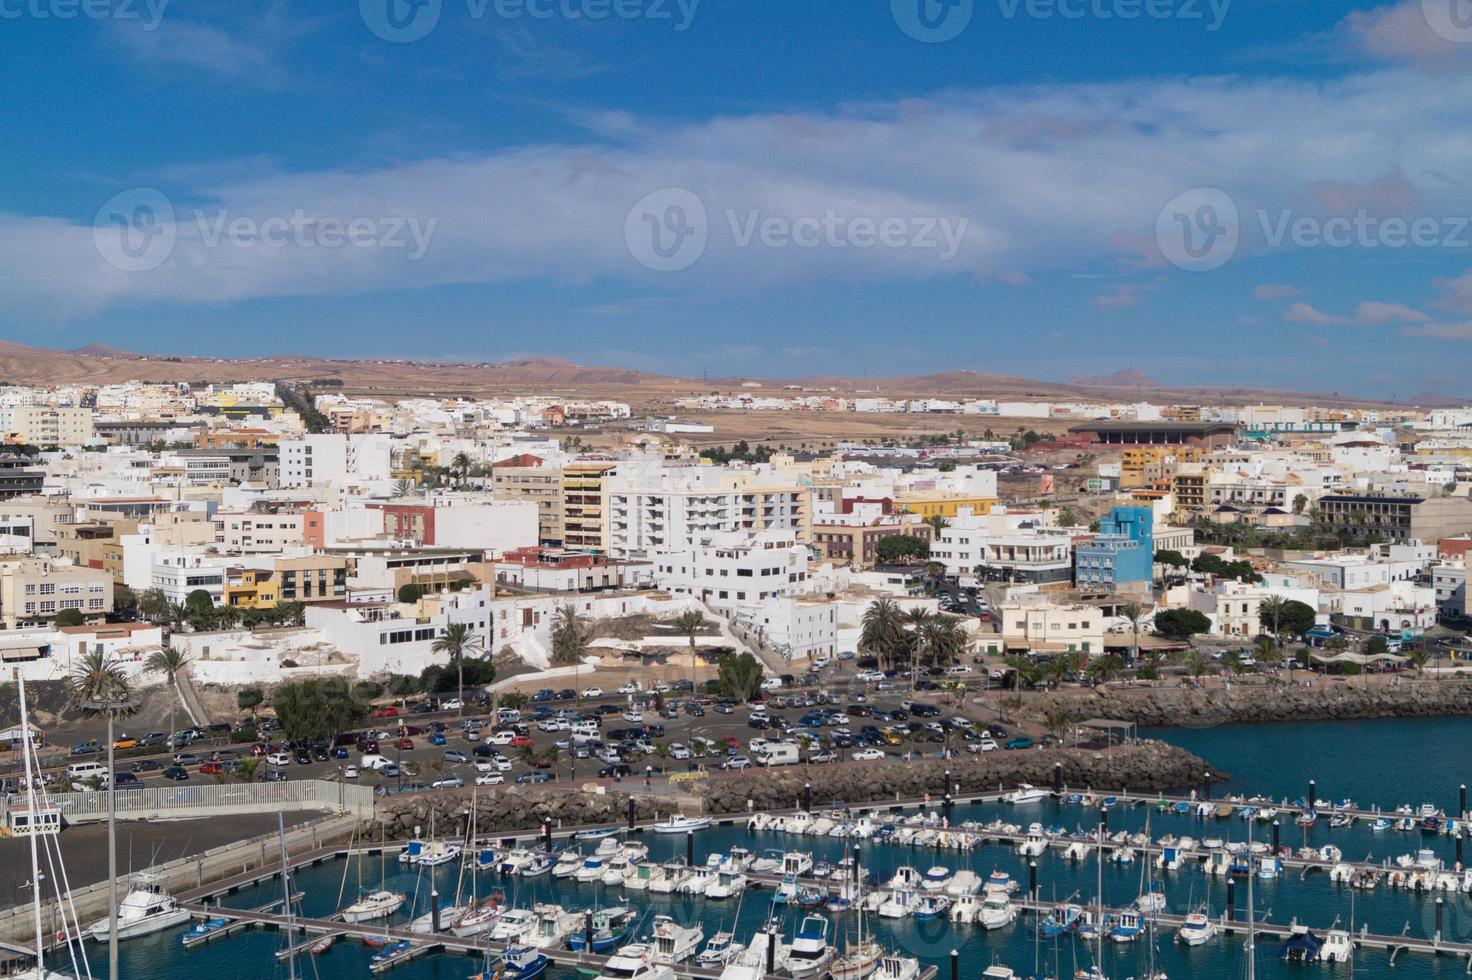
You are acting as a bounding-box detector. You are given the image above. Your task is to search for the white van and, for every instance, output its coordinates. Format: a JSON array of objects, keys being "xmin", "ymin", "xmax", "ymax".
[
  {"xmin": 496, "ymin": 707, "xmax": 522, "ymax": 725},
  {"xmin": 360, "ymin": 753, "xmax": 394, "ymax": 771},
  {"xmin": 755, "ymin": 742, "xmax": 801, "ymax": 767},
  {"xmin": 66, "ymin": 761, "xmax": 107, "ymax": 788}
]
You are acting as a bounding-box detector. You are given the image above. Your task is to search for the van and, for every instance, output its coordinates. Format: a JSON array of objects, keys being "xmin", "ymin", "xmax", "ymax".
[
  {"xmin": 496, "ymin": 708, "xmax": 522, "ymax": 725},
  {"xmin": 756, "ymin": 742, "xmax": 801, "ymax": 766},
  {"xmin": 66, "ymin": 761, "xmax": 107, "ymax": 789},
  {"xmin": 360, "ymin": 754, "xmax": 393, "ymax": 771}
]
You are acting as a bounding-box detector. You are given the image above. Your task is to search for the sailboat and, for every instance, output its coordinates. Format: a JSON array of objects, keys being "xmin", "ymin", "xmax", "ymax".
[
  {"xmin": 831, "ymin": 854, "xmax": 882, "ymax": 980},
  {"xmin": 341, "ymin": 824, "xmax": 406, "ymax": 923},
  {"xmin": 1073, "ymin": 813, "xmax": 1108, "ymax": 980},
  {"xmin": 12, "ymin": 669, "xmax": 89, "ymax": 980}
]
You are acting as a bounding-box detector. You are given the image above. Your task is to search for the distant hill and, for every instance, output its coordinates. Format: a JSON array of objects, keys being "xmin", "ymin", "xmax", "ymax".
[
  {"xmin": 1402, "ymin": 391, "xmax": 1469, "ymax": 408},
  {"xmin": 69, "ymin": 344, "xmax": 139, "ymax": 358},
  {"xmin": 1067, "ymin": 369, "xmax": 1160, "ymax": 388}
]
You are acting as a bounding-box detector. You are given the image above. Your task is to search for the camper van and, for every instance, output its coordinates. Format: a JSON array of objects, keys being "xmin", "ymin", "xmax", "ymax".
[{"xmin": 755, "ymin": 742, "xmax": 801, "ymax": 767}]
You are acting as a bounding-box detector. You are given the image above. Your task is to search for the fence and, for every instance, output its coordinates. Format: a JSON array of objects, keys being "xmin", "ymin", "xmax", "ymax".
[{"xmin": 6, "ymin": 779, "xmax": 374, "ymax": 825}]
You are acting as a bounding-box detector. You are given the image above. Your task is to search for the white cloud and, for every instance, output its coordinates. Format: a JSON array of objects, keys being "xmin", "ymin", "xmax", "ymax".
[
  {"xmin": 1354, "ymin": 300, "xmax": 1431, "ymax": 324},
  {"xmin": 16, "ymin": 70, "xmax": 1472, "ymax": 318},
  {"xmin": 1285, "ymin": 302, "xmax": 1348, "ymax": 325}
]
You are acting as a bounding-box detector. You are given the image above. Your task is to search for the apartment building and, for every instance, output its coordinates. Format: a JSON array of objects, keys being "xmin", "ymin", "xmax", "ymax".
[
  {"xmin": 561, "ymin": 461, "xmax": 616, "ymax": 552},
  {"xmin": 9, "ymin": 406, "xmax": 93, "ymax": 446},
  {"xmin": 492, "ymin": 465, "xmax": 564, "ymax": 545},
  {"xmin": 214, "ymin": 511, "xmax": 306, "ymax": 553},
  {"xmin": 652, "ymin": 529, "xmax": 811, "ymax": 613},
  {"xmin": 811, "ymin": 520, "xmax": 931, "ymax": 568},
  {"xmin": 279, "ymin": 433, "xmax": 392, "ymax": 488},
  {"xmin": 276, "ymin": 555, "xmax": 348, "ymax": 604},
  {"xmin": 223, "ymin": 567, "xmax": 280, "ymax": 609},
  {"xmin": 495, "ymin": 547, "xmax": 653, "ymax": 593},
  {"xmin": 998, "ymin": 598, "xmax": 1105, "ymax": 654},
  {"xmin": 0, "ymin": 457, "xmax": 45, "ymax": 499},
  {"xmin": 0, "ymin": 558, "xmax": 112, "ymax": 628},
  {"xmin": 371, "ymin": 499, "xmax": 537, "ymax": 555},
  {"xmin": 1074, "ymin": 506, "xmax": 1154, "ymax": 591},
  {"xmin": 1315, "ymin": 492, "xmax": 1472, "ymax": 544},
  {"xmin": 150, "ymin": 554, "xmax": 232, "ymax": 606}
]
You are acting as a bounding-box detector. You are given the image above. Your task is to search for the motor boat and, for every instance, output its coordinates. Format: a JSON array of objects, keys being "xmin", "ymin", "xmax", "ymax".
[
  {"xmin": 652, "ymin": 814, "xmax": 712, "ymax": 834},
  {"xmin": 602, "ymin": 855, "xmax": 634, "ymax": 886},
  {"xmin": 521, "ymin": 853, "xmax": 554, "ymax": 877},
  {"xmin": 706, "ymin": 870, "xmax": 747, "ymax": 900},
  {"xmin": 489, "ymin": 908, "xmax": 539, "ymax": 944},
  {"xmin": 530, "ymin": 903, "xmax": 582, "ymax": 949},
  {"xmin": 89, "ymin": 873, "xmax": 192, "ymax": 940},
  {"xmin": 575, "ymin": 858, "xmax": 608, "ymax": 882},
  {"xmin": 567, "ymin": 907, "xmax": 636, "ymax": 953},
  {"xmin": 1004, "ymin": 784, "xmax": 1049, "ymax": 804},
  {"xmin": 874, "ymin": 953, "xmax": 921, "ymax": 980},
  {"xmin": 552, "ymin": 850, "xmax": 583, "ymax": 878},
  {"xmin": 500, "ymin": 850, "xmax": 537, "ymax": 875},
  {"xmin": 651, "ymin": 915, "xmax": 704, "ymax": 964},
  {"xmin": 886, "ymin": 867, "xmax": 922, "ymax": 891},
  {"xmin": 877, "ymin": 889, "xmax": 920, "ymax": 919},
  {"xmin": 1319, "ymin": 930, "xmax": 1353, "ymax": 963},
  {"xmin": 477, "ymin": 945, "xmax": 548, "ymax": 980},
  {"xmin": 1017, "ymin": 825, "xmax": 1048, "ymax": 857},
  {"xmin": 786, "ymin": 915, "xmax": 833, "ymax": 980},
  {"xmin": 696, "ymin": 932, "xmax": 745, "ymax": 968},
  {"xmin": 626, "ymin": 863, "xmax": 665, "ymax": 891},
  {"xmin": 945, "ymin": 870, "xmax": 983, "ymax": 897},
  {"xmin": 1040, "ymin": 904, "xmax": 1082, "ymax": 938},
  {"xmin": 1109, "ymin": 910, "xmax": 1142, "ymax": 943},
  {"xmin": 979, "ymin": 892, "xmax": 1016, "ymax": 930},
  {"xmin": 1177, "ymin": 911, "xmax": 1217, "ymax": 946},
  {"xmin": 783, "ymin": 851, "xmax": 815, "ymax": 876},
  {"xmin": 339, "ymin": 888, "xmax": 407, "ymax": 925},
  {"xmin": 593, "ymin": 944, "xmax": 675, "ymax": 980},
  {"xmin": 913, "ymin": 894, "xmax": 950, "ymax": 920}
]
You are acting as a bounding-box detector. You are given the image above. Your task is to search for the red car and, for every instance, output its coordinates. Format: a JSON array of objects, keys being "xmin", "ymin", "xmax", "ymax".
[
  {"xmin": 508, "ymin": 735, "xmax": 534, "ymax": 749},
  {"xmin": 198, "ymin": 761, "xmax": 223, "ymax": 775},
  {"xmin": 371, "ymin": 706, "xmax": 400, "ymax": 718},
  {"xmin": 532, "ymin": 756, "xmax": 553, "ymax": 768},
  {"xmin": 250, "ymin": 743, "xmax": 269, "ymax": 757},
  {"xmin": 396, "ymin": 738, "xmax": 414, "ymax": 751}
]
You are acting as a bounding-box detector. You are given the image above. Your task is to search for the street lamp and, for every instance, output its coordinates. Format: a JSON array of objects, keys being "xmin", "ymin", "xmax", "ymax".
[{"xmin": 84, "ymin": 688, "xmax": 133, "ymax": 980}]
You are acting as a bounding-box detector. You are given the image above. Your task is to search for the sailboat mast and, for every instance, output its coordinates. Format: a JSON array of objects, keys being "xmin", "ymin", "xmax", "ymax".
[
  {"xmin": 1095, "ymin": 810, "xmax": 1104, "ymax": 971},
  {"xmin": 16, "ymin": 669, "xmax": 45, "ymax": 973},
  {"xmin": 1245, "ymin": 820, "xmax": 1255, "ymax": 980},
  {"xmin": 278, "ymin": 810, "xmax": 296, "ymax": 980}
]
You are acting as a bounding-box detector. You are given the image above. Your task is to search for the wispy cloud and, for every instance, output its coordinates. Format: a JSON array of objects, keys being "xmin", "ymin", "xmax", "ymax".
[{"xmin": 1254, "ymin": 283, "xmax": 1302, "ymax": 300}]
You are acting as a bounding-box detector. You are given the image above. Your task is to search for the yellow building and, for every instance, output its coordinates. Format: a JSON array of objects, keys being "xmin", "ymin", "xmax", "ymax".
[
  {"xmin": 1171, "ymin": 470, "xmax": 1209, "ymax": 517},
  {"xmin": 224, "ymin": 568, "xmax": 280, "ymax": 609},
  {"xmin": 896, "ymin": 491, "xmax": 998, "ymax": 520},
  {"xmin": 1120, "ymin": 445, "xmax": 1206, "ymax": 489},
  {"xmin": 563, "ymin": 461, "xmax": 616, "ymax": 552}
]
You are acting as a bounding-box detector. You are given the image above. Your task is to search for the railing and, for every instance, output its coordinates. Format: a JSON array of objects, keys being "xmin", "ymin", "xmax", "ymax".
[{"xmin": 6, "ymin": 778, "xmax": 374, "ymax": 824}]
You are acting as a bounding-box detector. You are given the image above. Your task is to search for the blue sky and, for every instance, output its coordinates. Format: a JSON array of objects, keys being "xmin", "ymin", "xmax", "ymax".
[{"xmin": 5, "ymin": 0, "xmax": 1472, "ymax": 395}]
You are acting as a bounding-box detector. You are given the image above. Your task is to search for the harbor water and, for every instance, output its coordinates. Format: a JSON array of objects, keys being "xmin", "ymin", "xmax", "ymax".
[{"xmin": 88, "ymin": 718, "xmax": 1472, "ymax": 979}]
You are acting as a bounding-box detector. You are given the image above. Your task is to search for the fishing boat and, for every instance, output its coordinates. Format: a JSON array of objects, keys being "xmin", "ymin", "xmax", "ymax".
[
  {"xmin": 500, "ymin": 849, "xmax": 538, "ymax": 875},
  {"xmin": 978, "ymin": 890, "xmax": 1016, "ymax": 930},
  {"xmin": 876, "ymin": 889, "xmax": 920, "ymax": 919},
  {"xmin": 89, "ymin": 872, "xmax": 192, "ymax": 940},
  {"xmin": 1329, "ymin": 813, "xmax": 1354, "ymax": 829},
  {"xmin": 696, "ymin": 932, "xmax": 744, "ymax": 968},
  {"xmin": 1319, "ymin": 929, "xmax": 1353, "ymax": 963},
  {"xmin": 308, "ymin": 935, "xmax": 336, "ymax": 955},
  {"xmin": 1004, "ymin": 784, "xmax": 1049, "ymax": 804},
  {"xmin": 626, "ymin": 863, "xmax": 666, "ymax": 892},
  {"xmin": 874, "ymin": 953, "xmax": 920, "ymax": 980},
  {"xmin": 1040, "ymin": 903, "xmax": 1082, "ymax": 937},
  {"xmin": 913, "ymin": 894, "xmax": 950, "ymax": 920},
  {"xmin": 1109, "ymin": 909, "xmax": 1142, "ymax": 943},
  {"xmin": 786, "ymin": 915, "xmax": 834, "ymax": 980},
  {"xmin": 520, "ymin": 853, "xmax": 554, "ymax": 878},
  {"xmin": 1176, "ymin": 911, "xmax": 1216, "ymax": 946},
  {"xmin": 1295, "ymin": 810, "xmax": 1318, "ymax": 828},
  {"xmin": 567, "ymin": 907, "xmax": 636, "ymax": 953},
  {"xmin": 471, "ymin": 944, "xmax": 549, "ymax": 980},
  {"xmin": 489, "ymin": 908, "xmax": 539, "ymax": 944},
  {"xmin": 553, "ymin": 850, "xmax": 583, "ymax": 878},
  {"xmin": 369, "ymin": 940, "xmax": 411, "ymax": 964},
  {"xmin": 706, "ymin": 870, "xmax": 748, "ymax": 900},
  {"xmin": 652, "ymin": 814, "xmax": 712, "ymax": 834},
  {"xmin": 530, "ymin": 903, "xmax": 582, "ymax": 949},
  {"xmin": 651, "ymin": 915, "xmax": 704, "ymax": 964}
]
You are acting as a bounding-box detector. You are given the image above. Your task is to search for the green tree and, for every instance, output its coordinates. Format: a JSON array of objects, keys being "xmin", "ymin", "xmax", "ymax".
[
  {"xmin": 1085, "ymin": 654, "xmax": 1125, "ymax": 686},
  {"xmin": 874, "ymin": 535, "xmax": 929, "ymax": 564},
  {"xmin": 113, "ymin": 585, "xmax": 138, "ymax": 619},
  {"xmin": 235, "ymin": 757, "xmax": 260, "ymax": 783},
  {"xmin": 431, "ymin": 622, "xmax": 484, "ymax": 714},
  {"xmin": 354, "ymin": 680, "xmax": 386, "ymax": 701},
  {"xmin": 184, "ymin": 589, "xmax": 215, "ymax": 617},
  {"xmin": 1406, "ymin": 646, "xmax": 1432, "ymax": 677},
  {"xmin": 1152, "ymin": 608, "xmax": 1212, "ymax": 640},
  {"xmin": 55, "ymin": 608, "xmax": 83, "ymax": 627},
  {"xmin": 1365, "ymin": 634, "xmax": 1389, "ymax": 655},
  {"xmin": 716, "ymin": 651, "xmax": 764, "ymax": 702},
  {"xmin": 1118, "ymin": 602, "xmax": 1145, "ymax": 663},
  {"xmin": 1003, "ymin": 655, "xmax": 1042, "ymax": 690},
  {"xmin": 270, "ymin": 677, "xmax": 368, "ymax": 743},
  {"xmin": 145, "ymin": 646, "xmax": 192, "ymax": 744},
  {"xmin": 137, "ymin": 587, "xmax": 171, "ymax": 624},
  {"xmin": 1183, "ymin": 650, "xmax": 1214, "ymax": 680},
  {"xmin": 550, "ymin": 604, "xmax": 590, "ymax": 666},
  {"xmin": 859, "ymin": 598, "xmax": 907, "ymax": 671},
  {"xmin": 236, "ymin": 686, "xmax": 265, "ymax": 723},
  {"xmin": 1154, "ymin": 549, "xmax": 1189, "ymax": 570},
  {"xmin": 672, "ymin": 610, "xmax": 706, "ymax": 692},
  {"xmin": 398, "ymin": 583, "xmax": 426, "ymax": 604},
  {"xmin": 1043, "ymin": 709, "xmax": 1073, "ymax": 744},
  {"xmin": 924, "ymin": 515, "xmax": 950, "ymax": 536}
]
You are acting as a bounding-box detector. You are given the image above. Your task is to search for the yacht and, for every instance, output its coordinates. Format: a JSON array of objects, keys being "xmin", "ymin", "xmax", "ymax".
[
  {"xmin": 530, "ymin": 903, "xmax": 582, "ymax": 949},
  {"xmin": 651, "ymin": 915, "xmax": 705, "ymax": 964},
  {"xmin": 596, "ymin": 838, "xmax": 625, "ymax": 858},
  {"xmin": 874, "ymin": 953, "xmax": 921, "ymax": 980},
  {"xmin": 652, "ymin": 814, "xmax": 712, "ymax": 834},
  {"xmin": 88, "ymin": 873, "xmax": 191, "ymax": 940},
  {"xmin": 831, "ymin": 939, "xmax": 882, "ymax": 980},
  {"xmin": 1004, "ymin": 784, "xmax": 1049, "ymax": 804},
  {"xmin": 602, "ymin": 855, "xmax": 634, "ymax": 886},
  {"xmin": 706, "ymin": 870, "xmax": 747, "ymax": 900},
  {"xmin": 594, "ymin": 944, "xmax": 676, "ymax": 980},
  {"xmin": 719, "ymin": 947, "xmax": 774, "ymax": 980},
  {"xmin": 1176, "ymin": 911, "xmax": 1217, "ymax": 946},
  {"xmin": 575, "ymin": 857, "xmax": 608, "ymax": 882},
  {"xmin": 340, "ymin": 888, "xmax": 407, "ymax": 925},
  {"xmin": 978, "ymin": 891, "xmax": 1016, "ymax": 930},
  {"xmin": 407, "ymin": 900, "xmax": 468, "ymax": 934},
  {"xmin": 696, "ymin": 931, "xmax": 744, "ymax": 968},
  {"xmin": 552, "ymin": 850, "xmax": 583, "ymax": 878},
  {"xmin": 489, "ymin": 908, "xmax": 539, "ymax": 944},
  {"xmin": 786, "ymin": 916, "xmax": 834, "ymax": 980}
]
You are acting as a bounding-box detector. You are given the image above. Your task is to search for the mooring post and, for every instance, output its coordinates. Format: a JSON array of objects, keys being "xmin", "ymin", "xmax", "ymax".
[{"xmin": 1226, "ymin": 878, "xmax": 1235, "ymax": 921}]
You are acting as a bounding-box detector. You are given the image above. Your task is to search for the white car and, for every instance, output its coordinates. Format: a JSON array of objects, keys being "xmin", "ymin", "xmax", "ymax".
[
  {"xmin": 488, "ymin": 730, "xmax": 518, "ymax": 746},
  {"xmin": 617, "ymin": 682, "xmax": 639, "ymax": 695},
  {"xmin": 440, "ymin": 699, "xmax": 464, "ymax": 711},
  {"xmin": 581, "ymin": 687, "xmax": 603, "ymax": 699},
  {"xmin": 622, "ymin": 710, "xmax": 644, "ymax": 724},
  {"xmin": 475, "ymin": 773, "xmax": 505, "ymax": 786},
  {"xmin": 857, "ymin": 670, "xmax": 886, "ymax": 683},
  {"xmin": 851, "ymin": 748, "xmax": 885, "ymax": 761},
  {"xmin": 464, "ymin": 729, "xmax": 480, "ymax": 741},
  {"xmin": 493, "ymin": 754, "xmax": 513, "ymax": 771},
  {"xmin": 669, "ymin": 744, "xmax": 691, "ymax": 760},
  {"xmin": 979, "ymin": 737, "xmax": 999, "ymax": 753},
  {"xmin": 343, "ymin": 765, "xmax": 359, "ymax": 779},
  {"xmin": 946, "ymin": 665, "xmax": 973, "ymax": 676},
  {"xmin": 760, "ymin": 677, "xmax": 782, "ymax": 691},
  {"xmin": 266, "ymin": 752, "xmax": 291, "ymax": 766}
]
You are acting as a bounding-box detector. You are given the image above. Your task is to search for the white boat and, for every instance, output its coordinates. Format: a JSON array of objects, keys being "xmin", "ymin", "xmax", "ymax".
[
  {"xmin": 921, "ymin": 867, "xmax": 952, "ymax": 891},
  {"xmin": 530, "ymin": 903, "xmax": 582, "ymax": 949},
  {"xmin": 945, "ymin": 870, "xmax": 983, "ymax": 897},
  {"xmin": 719, "ymin": 946, "xmax": 777, "ymax": 980},
  {"xmin": 786, "ymin": 915, "xmax": 833, "ymax": 980},
  {"xmin": 575, "ymin": 858, "xmax": 608, "ymax": 882},
  {"xmin": 596, "ymin": 838, "xmax": 625, "ymax": 858},
  {"xmin": 706, "ymin": 871, "xmax": 747, "ymax": 899},
  {"xmin": 885, "ymin": 866, "xmax": 923, "ymax": 891},
  {"xmin": 1017, "ymin": 825, "xmax": 1048, "ymax": 857},
  {"xmin": 521, "ymin": 854, "xmax": 554, "ymax": 877},
  {"xmin": 697, "ymin": 931, "xmax": 744, "ymax": 968},
  {"xmin": 877, "ymin": 889, "xmax": 919, "ymax": 919},
  {"xmin": 417, "ymin": 840, "xmax": 463, "ymax": 868},
  {"xmin": 980, "ymin": 966, "xmax": 1018, "ymax": 980},
  {"xmin": 408, "ymin": 902, "xmax": 468, "ymax": 934},
  {"xmin": 875, "ymin": 953, "xmax": 921, "ymax": 980},
  {"xmin": 1004, "ymin": 784, "xmax": 1049, "ymax": 804},
  {"xmin": 652, "ymin": 814, "xmax": 712, "ymax": 834},
  {"xmin": 782, "ymin": 851, "xmax": 815, "ymax": 876},
  {"xmin": 978, "ymin": 892, "xmax": 1016, "ymax": 930},
  {"xmin": 89, "ymin": 872, "xmax": 192, "ymax": 940},
  {"xmin": 1319, "ymin": 929, "xmax": 1353, "ymax": 963},
  {"xmin": 679, "ymin": 869, "xmax": 716, "ymax": 895},
  {"xmin": 452, "ymin": 898, "xmax": 506, "ymax": 937},
  {"xmin": 602, "ymin": 855, "xmax": 634, "ymax": 886},
  {"xmin": 500, "ymin": 849, "xmax": 537, "ymax": 875},
  {"xmin": 1176, "ymin": 911, "xmax": 1217, "ymax": 946},
  {"xmin": 340, "ymin": 888, "xmax": 407, "ymax": 925},
  {"xmin": 650, "ymin": 862, "xmax": 687, "ymax": 894},
  {"xmin": 595, "ymin": 943, "xmax": 676, "ymax": 980},
  {"xmin": 651, "ymin": 915, "xmax": 704, "ymax": 964},
  {"xmin": 552, "ymin": 850, "xmax": 583, "ymax": 878},
  {"xmin": 626, "ymin": 863, "xmax": 665, "ymax": 891},
  {"xmin": 488, "ymin": 908, "xmax": 537, "ymax": 944}
]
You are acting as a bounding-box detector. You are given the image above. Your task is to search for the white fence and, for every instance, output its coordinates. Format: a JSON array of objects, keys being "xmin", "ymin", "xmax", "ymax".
[{"xmin": 6, "ymin": 779, "xmax": 374, "ymax": 825}]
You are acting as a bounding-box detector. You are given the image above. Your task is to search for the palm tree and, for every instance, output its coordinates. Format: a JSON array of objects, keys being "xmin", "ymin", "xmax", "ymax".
[
  {"xmin": 431, "ymin": 622, "xmax": 483, "ymax": 716},
  {"xmin": 1119, "ymin": 602, "xmax": 1145, "ymax": 665},
  {"xmin": 859, "ymin": 598, "xmax": 906, "ymax": 671},
  {"xmin": 1003, "ymin": 655, "xmax": 1041, "ymax": 691},
  {"xmin": 550, "ymin": 605, "xmax": 590, "ymax": 666},
  {"xmin": 1043, "ymin": 709, "xmax": 1073, "ymax": 745},
  {"xmin": 164, "ymin": 601, "xmax": 189, "ymax": 634},
  {"xmin": 1407, "ymin": 646, "xmax": 1432, "ymax": 678},
  {"xmin": 235, "ymin": 758, "xmax": 260, "ymax": 783},
  {"xmin": 1084, "ymin": 654, "xmax": 1125, "ymax": 687},
  {"xmin": 672, "ymin": 610, "xmax": 705, "ymax": 693},
  {"xmin": 215, "ymin": 604, "xmax": 243, "ymax": 630},
  {"xmin": 451, "ymin": 451, "xmax": 472, "ymax": 487},
  {"xmin": 1259, "ymin": 594, "xmax": 1287, "ymax": 648},
  {"xmin": 144, "ymin": 646, "xmax": 192, "ymax": 747},
  {"xmin": 1183, "ymin": 650, "xmax": 1213, "ymax": 682},
  {"xmin": 391, "ymin": 478, "xmax": 416, "ymax": 498},
  {"xmin": 924, "ymin": 515, "xmax": 950, "ymax": 537},
  {"xmin": 69, "ymin": 651, "xmax": 134, "ymax": 980}
]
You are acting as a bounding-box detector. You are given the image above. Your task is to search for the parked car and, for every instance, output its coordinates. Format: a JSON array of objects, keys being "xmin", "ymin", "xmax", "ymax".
[
  {"xmin": 162, "ymin": 766, "xmax": 189, "ymax": 781},
  {"xmin": 851, "ymin": 748, "xmax": 885, "ymax": 761},
  {"xmin": 130, "ymin": 759, "xmax": 162, "ymax": 773},
  {"xmin": 1005, "ymin": 736, "xmax": 1034, "ymax": 750},
  {"xmin": 514, "ymin": 771, "xmax": 555, "ymax": 784},
  {"xmin": 581, "ymin": 687, "xmax": 603, "ymax": 698},
  {"xmin": 71, "ymin": 741, "xmax": 99, "ymax": 756},
  {"xmin": 262, "ymin": 769, "xmax": 288, "ymax": 782},
  {"xmin": 432, "ymin": 773, "xmax": 465, "ymax": 789},
  {"xmin": 343, "ymin": 765, "xmax": 359, "ymax": 779},
  {"xmin": 475, "ymin": 773, "xmax": 504, "ymax": 786},
  {"xmin": 443, "ymin": 749, "xmax": 470, "ymax": 764}
]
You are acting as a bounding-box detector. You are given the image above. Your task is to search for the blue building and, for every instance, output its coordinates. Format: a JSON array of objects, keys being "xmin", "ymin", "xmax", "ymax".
[{"xmin": 1074, "ymin": 506, "xmax": 1154, "ymax": 589}]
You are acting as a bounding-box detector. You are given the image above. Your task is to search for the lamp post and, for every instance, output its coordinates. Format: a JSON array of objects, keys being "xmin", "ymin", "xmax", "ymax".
[{"xmin": 84, "ymin": 688, "xmax": 132, "ymax": 980}]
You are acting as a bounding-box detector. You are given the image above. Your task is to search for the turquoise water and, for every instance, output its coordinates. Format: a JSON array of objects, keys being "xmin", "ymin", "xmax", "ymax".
[{"xmin": 80, "ymin": 717, "xmax": 1472, "ymax": 979}]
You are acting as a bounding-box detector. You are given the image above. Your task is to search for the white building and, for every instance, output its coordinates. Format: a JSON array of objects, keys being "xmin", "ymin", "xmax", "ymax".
[
  {"xmin": 652, "ymin": 528, "xmax": 812, "ymax": 614},
  {"xmin": 279, "ymin": 434, "xmax": 393, "ymax": 489}
]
